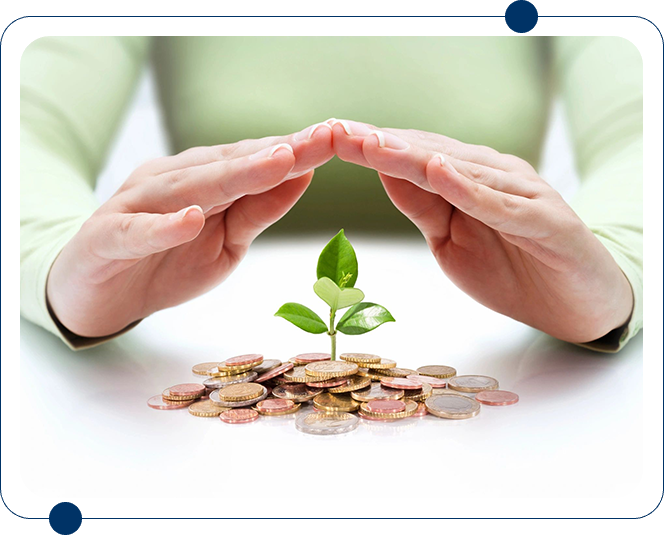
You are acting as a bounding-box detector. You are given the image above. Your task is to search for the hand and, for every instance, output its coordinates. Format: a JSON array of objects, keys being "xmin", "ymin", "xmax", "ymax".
[
  {"xmin": 47, "ymin": 123, "xmax": 334, "ymax": 338},
  {"xmin": 330, "ymin": 119, "xmax": 633, "ymax": 343}
]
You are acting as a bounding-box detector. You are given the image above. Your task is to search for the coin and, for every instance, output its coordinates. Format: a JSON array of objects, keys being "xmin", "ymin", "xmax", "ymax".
[
  {"xmin": 203, "ymin": 372, "xmax": 258, "ymax": 389},
  {"xmin": 403, "ymin": 382, "xmax": 433, "ymax": 402},
  {"xmin": 380, "ymin": 377, "xmax": 423, "ymax": 390},
  {"xmin": 475, "ymin": 390, "xmax": 519, "ymax": 406},
  {"xmin": 417, "ymin": 365, "xmax": 457, "ymax": 379},
  {"xmin": 252, "ymin": 359, "xmax": 282, "ymax": 375},
  {"xmin": 283, "ymin": 366, "xmax": 313, "ymax": 383},
  {"xmin": 255, "ymin": 399, "xmax": 295, "ymax": 413},
  {"xmin": 448, "ymin": 375, "xmax": 499, "ymax": 393},
  {"xmin": 217, "ymin": 383, "xmax": 265, "ymax": 402},
  {"xmin": 306, "ymin": 377, "xmax": 349, "ymax": 389},
  {"xmin": 147, "ymin": 395, "xmax": 193, "ymax": 410},
  {"xmin": 364, "ymin": 399, "xmax": 406, "ymax": 414},
  {"xmin": 375, "ymin": 367, "xmax": 418, "ymax": 378},
  {"xmin": 219, "ymin": 408, "xmax": 259, "ymax": 424},
  {"xmin": 364, "ymin": 358, "xmax": 397, "ymax": 370},
  {"xmin": 209, "ymin": 387, "xmax": 268, "ymax": 408},
  {"xmin": 271, "ymin": 384, "xmax": 322, "ymax": 402},
  {"xmin": 339, "ymin": 353, "xmax": 382, "ymax": 365},
  {"xmin": 192, "ymin": 362, "xmax": 221, "ymax": 376},
  {"xmin": 425, "ymin": 393, "xmax": 481, "ymax": 419},
  {"xmin": 256, "ymin": 362, "xmax": 294, "ymax": 383},
  {"xmin": 304, "ymin": 361, "xmax": 359, "ymax": 379},
  {"xmin": 313, "ymin": 392, "xmax": 360, "ymax": 412},
  {"xmin": 359, "ymin": 400, "xmax": 418, "ymax": 420},
  {"xmin": 351, "ymin": 383, "xmax": 404, "ymax": 402},
  {"xmin": 206, "ymin": 366, "xmax": 239, "ymax": 377},
  {"xmin": 223, "ymin": 354, "xmax": 264, "ymax": 367},
  {"xmin": 406, "ymin": 374, "xmax": 447, "ymax": 388},
  {"xmin": 162, "ymin": 384, "xmax": 205, "ymax": 401},
  {"xmin": 188, "ymin": 399, "xmax": 230, "ymax": 417},
  {"xmin": 255, "ymin": 399, "xmax": 301, "ymax": 416},
  {"xmin": 327, "ymin": 375, "xmax": 371, "ymax": 394},
  {"xmin": 295, "ymin": 411, "xmax": 360, "ymax": 435},
  {"xmin": 291, "ymin": 352, "xmax": 331, "ymax": 364},
  {"xmin": 411, "ymin": 403, "xmax": 428, "ymax": 418},
  {"xmin": 168, "ymin": 383, "xmax": 206, "ymax": 397},
  {"xmin": 356, "ymin": 368, "xmax": 386, "ymax": 381}
]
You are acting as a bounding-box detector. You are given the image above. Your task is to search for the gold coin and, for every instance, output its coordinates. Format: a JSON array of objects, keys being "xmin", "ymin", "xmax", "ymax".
[
  {"xmin": 339, "ymin": 353, "xmax": 381, "ymax": 365},
  {"xmin": 360, "ymin": 400, "xmax": 419, "ymax": 419},
  {"xmin": 375, "ymin": 367, "xmax": 418, "ymax": 378},
  {"xmin": 425, "ymin": 393, "xmax": 481, "ymax": 419},
  {"xmin": 283, "ymin": 366, "xmax": 311, "ymax": 383},
  {"xmin": 403, "ymin": 382, "xmax": 433, "ymax": 402},
  {"xmin": 188, "ymin": 400, "xmax": 230, "ymax": 417},
  {"xmin": 356, "ymin": 368, "xmax": 386, "ymax": 381},
  {"xmin": 448, "ymin": 375, "xmax": 498, "ymax": 393},
  {"xmin": 206, "ymin": 366, "xmax": 239, "ymax": 377},
  {"xmin": 192, "ymin": 362, "xmax": 221, "ymax": 376},
  {"xmin": 216, "ymin": 362, "xmax": 256, "ymax": 374},
  {"xmin": 416, "ymin": 365, "xmax": 457, "ymax": 379},
  {"xmin": 313, "ymin": 393, "xmax": 360, "ymax": 412},
  {"xmin": 328, "ymin": 375, "xmax": 371, "ymax": 393},
  {"xmin": 364, "ymin": 358, "xmax": 397, "ymax": 370},
  {"xmin": 254, "ymin": 403, "xmax": 302, "ymax": 416},
  {"xmin": 351, "ymin": 383, "xmax": 404, "ymax": 402},
  {"xmin": 304, "ymin": 361, "xmax": 359, "ymax": 379},
  {"xmin": 217, "ymin": 383, "xmax": 265, "ymax": 402}
]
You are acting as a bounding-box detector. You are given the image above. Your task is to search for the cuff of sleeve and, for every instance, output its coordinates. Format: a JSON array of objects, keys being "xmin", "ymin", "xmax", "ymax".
[{"xmin": 577, "ymin": 234, "xmax": 643, "ymax": 353}]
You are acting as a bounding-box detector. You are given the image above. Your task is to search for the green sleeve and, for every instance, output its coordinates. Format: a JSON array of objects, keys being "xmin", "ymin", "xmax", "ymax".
[
  {"xmin": 553, "ymin": 36, "xmax": 643, "ymax": 351},
  {"xmin": 20, "ymin": 37, "xmax": 150, "ymax": 347}
]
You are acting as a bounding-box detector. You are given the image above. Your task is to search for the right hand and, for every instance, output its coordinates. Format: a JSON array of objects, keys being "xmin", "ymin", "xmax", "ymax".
[{"xmin": 46, "ymin": 123, "xmax": 334, "ymax": 338}]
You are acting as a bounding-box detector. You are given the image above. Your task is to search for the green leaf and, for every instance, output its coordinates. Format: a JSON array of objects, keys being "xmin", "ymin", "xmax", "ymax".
[
  {"xmin": 336, "ymin": 302, "xmax": 395, "ymax": 335},
  {"xmin": 316, "ymin": 229, "xmax": 359, "ymax": 288},
  {"xmin": 274, "ymin": 303, "xmax": 328, "ymax": 334},
  {"xmin": 313, "ymin": 277, "xmax": 365, "ymax": 311}
]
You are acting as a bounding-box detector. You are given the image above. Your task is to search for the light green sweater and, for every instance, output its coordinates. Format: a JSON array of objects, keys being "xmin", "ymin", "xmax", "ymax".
[{"xmin": 20, "ymin": 37, "xmax": 643, "ymax": 351}]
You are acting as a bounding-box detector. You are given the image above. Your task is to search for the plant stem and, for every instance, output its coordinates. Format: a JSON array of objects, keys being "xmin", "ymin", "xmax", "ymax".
[{"xmin": 329, "ymin": 309, "xmax": 337, "ymax": 361}]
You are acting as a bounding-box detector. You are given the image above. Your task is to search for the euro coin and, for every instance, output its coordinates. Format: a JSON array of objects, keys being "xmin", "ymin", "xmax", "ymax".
[
  {"xmin": 304, "ymin": 361, "xmax": 359, "ymax": 379},
  {"xmin": 217, "ymin": 383, "xmax": 265, "ymax": 402},
  {"xmin": 188, "ymin": 400, "xmax": 230, "ymax": 417},
  {"xmin": 219, "ymin": 408, "xmax": 259, "ymax": 424},
  {"xmin": 375, "ymin": 367, "xmax": 418, "ymax": 378},
  {"xmin": 380, "ymin": 377, "xmax": 423, "ymax": 390},
  {"xmin": 425, "ymin": 393, "xmax": 481, "ymax": 419},
  {"xmin": 406, "ymin": 374, "xmax": 447, "ymax": 388},
  {"xmin": 364, "ymin": 399, "xmax": 406, "ymax": 414},
  {"xmin": 306, "ymin": 377, "xmax": 349, "ymax": 389},
  {"xmin": 339, "ymin": 353, "xmax": 381, "ymax": 365},
  {"xmin": 364, "ymin": 358, "xmax": 397, "ymax": 370},
  {"xmin": 475, "ymin": 390, "xmax": 519, "ymax": 406},
  {"xmin": 313, "ymin": 392, "xmax": 360, "ymax": 413},
  {"xmin": 359, "ymin": 400, "xmax": 418, "ymax": 420},
  {"xmin": 162, "ymin": 384, "xmax": 205, "ymax": 401},
  {"xmin": 411, "ymin": 403, "xmax": 428, "ymax": 418},
  {"xmin": 192, "ymin": 362, "xmax": 221, "ymax": 376},
  {"xmin": 327, "ymin": 375, "xmax": 371, "ymax": 393},
  {"xmin": 209, "ymin": 387, "xmax": 268, "ymax": 408},
  {"xmin": 295, "ymin": 411, "xmax": 360, "ymax": 435},
  {"xmin": 252, "ymin": 359, "xmax": 282, "ymax": 375},
  {"xmin": 147, "ymin": 395, "xmax": 193, "ymax": 410},
  {"xmin": 256, "ymin": 362, "xmax": 294, "ymax": 383},
  {"xmin": 255, "ymin": 399, "xmax": 295, "ymax": 413},
  {"xmin": 290, "ymin": 352, "xmax": 331, "ymax": 364},
  {"xmin": 351, "ymin": 383, "xmax": 404, "ymax": 402},
  {"xmin": 203, "ymin": 372, "xmax": 258, "ymax": 389},
  {"xmin": 448, "ymin": 375, "xmax": 499, "ymax": 393},
  {"xmin": 283, "ymin": 366, "xmax": 312, "ymax": 383},
  {"xmin": 417, "ymin": 365, "xmax": 457, "ymax": 379},
  {"xmin": 223, "ymin": 354, "xmax": 264, "ymax": 367},
  {"xmin": 356, "ymin": 368, "xmax": 386, "ymax": 381},
  {"xmin": 403, "ymin": 382, "xmax": 432, "ymax": 402},
  {"xmin": 272, "ymin": 384, "xmax": 322, "ymax": 402}
]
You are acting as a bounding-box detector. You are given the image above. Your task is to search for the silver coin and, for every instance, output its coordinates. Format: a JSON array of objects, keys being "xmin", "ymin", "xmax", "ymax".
[
  {"xmin": 448, "ymin": 375, "xmax": 499, "ymax": 393},
  {"xmin": 251, "ymin": 359, "xmax": 282, "ymax": 375},
  {"xmin": 271, "ymin": 384, "xmax": 322, "ymax": 402},
  {"xmin": 425, "ymin": 393, "xmax": 481, "ymax": 419},
  {"xmin": 203, "ymin": 371, "xmax": 258, "ymax": 389},
  {"xmin": 208, "ymin": 386, "xmax": 268, "ymax": 407},
  {"xmin": 295, "ymin": 411, "xmax": 360, "ymax": 435}
]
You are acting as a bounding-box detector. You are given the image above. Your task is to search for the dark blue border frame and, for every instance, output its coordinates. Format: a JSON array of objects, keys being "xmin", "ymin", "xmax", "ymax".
[{"xmin": 0, "ymin": 7, "xmax": 664, "ymax": 533}]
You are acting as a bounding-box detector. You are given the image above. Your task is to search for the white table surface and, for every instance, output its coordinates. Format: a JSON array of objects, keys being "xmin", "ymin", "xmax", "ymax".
[{"xmin": 15, "ymin": 235, "xmax": 649, "ymax": 519}]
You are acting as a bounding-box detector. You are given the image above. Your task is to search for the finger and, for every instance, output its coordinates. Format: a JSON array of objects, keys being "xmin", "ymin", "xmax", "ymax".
[
  {"xmin": 426, "ymin": 155, "xmax": 538, "ymax": 237},
  {"xmin": 224, "ymin": 171, "xmax": 314, "ymax": 251},
  {"xmin": 378, "ymin": 173, "xmax": 452, "ymax": 245},
  {"xmin": 330, "ymin": 118, "xmax": 376, "ymax": 167},
  {"xmin": 150, "ymin": 144, "xmax": 296, "ymax": 211},
  {"xmin": 92, "ymin": 205, "xmax": 206, "ymax": 260}
]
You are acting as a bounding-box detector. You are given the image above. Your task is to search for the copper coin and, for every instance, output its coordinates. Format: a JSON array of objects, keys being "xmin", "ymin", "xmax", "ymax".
[
  {"xmin": 256, "ymin": 362, "xmax": 294, "ymax": 383},
  {"xmin": 417, "ymin": 365, "xmax": 457, "ymax": 379},
  {"xmin": 291, "ymin": 352, "xmax": 331, "ymax": 364},
  {"xmin": 380, "ymin": 377, "xmax": 423, "ymax": 390},
  {"xmin": 306, "ymin": 377, "xmax": 349, "ymax": 388},
  {"xmin": 147, "ymin": 395, "xmax": 193, "ymax": 410},
  {"xmin": 255, "ymin": 398, "xmax": 295, "ymax": 413},
  {"xmin": 223, "ymin": 354, "xmax": 263, "ymax": 367},
  {"xmin": 272, "ymin": 384, "xmax": 323, "ymax": 402},
  {"xmin": 252, "ymin": 359, "xmax": 282, "ymax": 375},
  {"xmin": 365, "ymin": 399, "xmax": 406, "ymax": 414},
  {"xmin": 475, "ymin": 390, "xmax": 519, "ymax": 406},
  {"xmin": 168, "ymin": 383, "xmax": 206, "ymax": 397},
  {"xmin": 219, "ymin": 408, "xmax": 259, "ymax": 424},
  {"xmin": 351, "ymin": 383, "xmax": 404, "ymax": 402},
  {"xmin": 411, "ymin": 402, "xmax": 429, "ymax": 418},
  {"xmin": 407, "ymin": 374, "xmax": 447, "ymax": 388}
]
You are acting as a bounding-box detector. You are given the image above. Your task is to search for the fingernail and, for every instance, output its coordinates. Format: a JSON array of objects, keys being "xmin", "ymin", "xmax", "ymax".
[
  {"xmin": 169, "ymin": 205, "xmax": 202, "ymax": 221},
  {"xmin": 369, "ymin": 130, "xmax": 409, "ymax": 150},
  {"xmin": 436, "ymin": 154, "xmax": 446, "ymax": 166},
  {"xmin": 330, "ymin": 119, "xmax": 373, "ymax": 137},
  {"xmin": 293, "ymin": 122, "xmax": 332, "ymax": 141},
  {"xmin": 248, "ymin": 143, "xmax": 294, "ymax": 160}
]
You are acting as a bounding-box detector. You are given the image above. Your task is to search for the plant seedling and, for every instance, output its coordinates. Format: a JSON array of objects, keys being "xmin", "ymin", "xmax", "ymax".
[{"xmin": 275, "ymin": 230, "xmax": 395, "ymax": 360}]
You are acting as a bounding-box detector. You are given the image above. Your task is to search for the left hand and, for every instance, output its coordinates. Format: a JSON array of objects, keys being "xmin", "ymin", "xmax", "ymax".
[{"xmin": 329, "ymin": 119, "xmax": 633, "ymax": 344}]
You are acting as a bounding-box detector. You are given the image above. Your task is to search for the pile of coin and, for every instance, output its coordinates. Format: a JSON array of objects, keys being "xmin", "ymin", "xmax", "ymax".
[{"xmin": 149, "ymin": 352, "xmax": 519, "ymax": 435}]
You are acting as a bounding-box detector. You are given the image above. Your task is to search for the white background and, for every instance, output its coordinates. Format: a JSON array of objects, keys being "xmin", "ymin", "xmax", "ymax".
[{"xmin": 2, "ymin": 2, "xmax": 663, "ymax": 535}]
